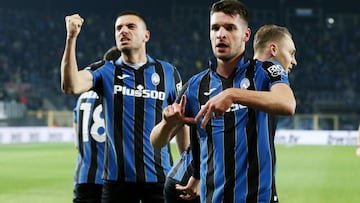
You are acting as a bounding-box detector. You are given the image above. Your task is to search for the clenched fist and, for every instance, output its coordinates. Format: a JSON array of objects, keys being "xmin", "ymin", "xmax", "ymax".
[{"xmin": 65, "ymin": 14, "xmax": 84, "ymax": 38}]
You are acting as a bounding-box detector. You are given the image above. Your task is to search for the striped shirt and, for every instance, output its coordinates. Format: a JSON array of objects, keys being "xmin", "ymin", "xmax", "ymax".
[
  {"xmin": 182, "ymin": 57, "xmax": 289, "ymax": 203},
  {"xmin": 167, "ymin": 125, "xmax": 200, "ymax": 184},
  {"xmin": 167, "ymin": 146, "xmax": 194, "ymax": 185},
  {"xmin": 73, "ymin": 90, "xmax": 106, "ymax": 184},
  {"xmin": 91, "ymin": 55, "xmax": 182, "ymax": 182}
]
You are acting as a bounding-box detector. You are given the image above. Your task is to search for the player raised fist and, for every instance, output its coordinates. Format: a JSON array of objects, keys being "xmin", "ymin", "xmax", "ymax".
[{"xmin": 65, "ymin": 14, "xmax": 84, "ymax": 38}]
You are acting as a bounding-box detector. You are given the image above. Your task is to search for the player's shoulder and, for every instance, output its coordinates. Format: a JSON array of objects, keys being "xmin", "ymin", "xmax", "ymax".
[
  {"xmin": 147, "ymin": 54, "xmax": 174, "ymax": 67},
  {"xmin": 153, "ymin": 58, "xmax": 175, "ymax": 69},
  {"xmin": 185, "ymin": 68, "xmax": 210, "ymax": 88},
  {"xmin": 256, "ymin": 59, "xmax": 285, "ymax": 77},
  {"xmin": 151, "ymin": 58, "xmax": 183, "ymax": 80},
  {"xmin": 92, "ymin": 60, "xmax": 116, "ymax": 74},
  {"xmin": 86, "ymin": 60, "xmax": 107, "ymax": 71},
  {"xmin": 256, "ymin": 59, "xmax": 276, "ymax": 69}
]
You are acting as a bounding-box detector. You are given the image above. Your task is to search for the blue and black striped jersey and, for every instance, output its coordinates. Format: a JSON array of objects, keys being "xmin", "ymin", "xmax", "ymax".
[
  {"xmin": 73, "ymin": 90, "xmax": 106, "ymax": 185},
  {"xmin": 167, "ymin": 146, "xmax": 193, "ymax": 185},
  {"xmin": 166, "ymin": 124, "xmax": 200, "ymax": 185},
  {"xmin": 182, "ymin": 56, "xmax": 290, "ymax": 203},
  {"xmin": 91, "ymin": 55, "xmax": 182, "ymax": 183}
]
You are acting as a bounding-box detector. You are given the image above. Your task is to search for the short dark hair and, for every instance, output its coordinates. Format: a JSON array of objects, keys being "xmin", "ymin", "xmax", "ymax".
[
  {"xmin": 210, "ymin": 0, "xmax": 249, "ymax": 23},
  {"xmin": 116, "ymin": 10, "xmax": 148, "ymax": 29}
]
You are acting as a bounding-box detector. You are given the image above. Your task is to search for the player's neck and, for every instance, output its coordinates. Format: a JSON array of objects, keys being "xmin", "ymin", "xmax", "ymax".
[
  {"xmin": 216, "ymin": 54, "xmax": 242, "ymax": 78},
  {"xmin": 122, "ymin": 51, "xmax": 147, "ymax": 65}
]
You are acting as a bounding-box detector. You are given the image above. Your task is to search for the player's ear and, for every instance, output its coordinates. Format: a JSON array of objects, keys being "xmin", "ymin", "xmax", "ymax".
[
  {"xmin": 269, "ymin": 43, "xmax": 277, "ymax": 57},
  {"xmin": 243, "ymin": 28, "xmax": 251, "ymax": 42},
  {"xmin": 144, "ymin": 30, "xmax": 150, "ymax": 42}
]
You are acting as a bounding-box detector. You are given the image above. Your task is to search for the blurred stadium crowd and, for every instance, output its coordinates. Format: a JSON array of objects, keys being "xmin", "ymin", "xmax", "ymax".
[{"xmin": 0, "ymin": 0, "xmax": 359, "ymax": 128}]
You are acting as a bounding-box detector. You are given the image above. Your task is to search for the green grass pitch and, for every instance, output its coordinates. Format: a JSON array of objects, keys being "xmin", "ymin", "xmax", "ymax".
[{"xmin": 0, "ymin": 143, "xmax": 359, "ymax": 203}]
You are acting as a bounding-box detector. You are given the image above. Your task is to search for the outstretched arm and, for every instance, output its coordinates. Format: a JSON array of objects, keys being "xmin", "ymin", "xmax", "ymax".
[
  {"xmin": 196, "ymin": 83, "xmax": 296, "ymax": 128},
  {"xmin": 174, "ymin": 125, "xmax": 190, "ymax": 154},
  {"xmin": 61, "ymin": 14, "xmax": 93, "ymax": 94}
]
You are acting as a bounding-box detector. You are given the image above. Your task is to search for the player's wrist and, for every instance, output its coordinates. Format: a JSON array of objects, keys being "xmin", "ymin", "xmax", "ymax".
[{"xmin": 66, "ymin": 34, "xmax": 78, "ymax": 40}]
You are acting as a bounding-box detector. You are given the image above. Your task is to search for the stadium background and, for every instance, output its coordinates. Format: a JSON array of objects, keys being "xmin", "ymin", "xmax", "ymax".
[
  {"xmin": 0, "ymin": 0, "xmax": 359, "ymax": 130},
  {"xmin": 0, "ymin": 0, "xmax": 360, "ymax": 202}
]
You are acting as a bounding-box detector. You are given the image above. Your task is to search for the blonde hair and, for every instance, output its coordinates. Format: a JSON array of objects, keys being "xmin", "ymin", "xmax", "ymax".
[{"xmin": 253, "ymin": 24, "xmax": 292, "ymax": 53}]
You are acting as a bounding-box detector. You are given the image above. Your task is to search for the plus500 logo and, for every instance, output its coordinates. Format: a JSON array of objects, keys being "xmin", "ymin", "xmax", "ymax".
[{"xmin": 114, "ymin": 85, "xmax": 165, "ymax": 100}]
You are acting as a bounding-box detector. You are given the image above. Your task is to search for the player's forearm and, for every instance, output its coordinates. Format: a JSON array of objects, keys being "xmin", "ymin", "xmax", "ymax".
[
  {"xmin": 229, "ymin": 85, "xmax": 296, "ymax": 115},
  {"xmin": 61, "ymin": 37, "xmax": 82, "ymax": 94},
  {"xmin": 150, "ymin": 119, "xmax": 182, "ymax": 149},
  {"xmin": 175, "ymin": 125, "xmax": 190, "ymax": 154},
  {"xmin": 61, "ymin": 37, "xmax": 93, "ymax": 94}
]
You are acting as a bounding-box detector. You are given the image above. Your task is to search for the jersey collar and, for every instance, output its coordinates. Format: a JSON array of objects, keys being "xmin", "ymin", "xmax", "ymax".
[
  {"xmin": 114, "ymin": 54, "xmax": 156, "ymax": 67},
  {"xmin": 208, "ymin": 54, "xmax": 249, "ymax": 72}
]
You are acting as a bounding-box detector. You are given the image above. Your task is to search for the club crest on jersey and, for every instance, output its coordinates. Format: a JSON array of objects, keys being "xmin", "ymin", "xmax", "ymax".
[
  {"xmin": 240, "ymin": 78, "xmax": 250, "ymax": 89},
  {"xmin": 151, "ymin": 73, "xmax": 160, "ymax": 86},
  {"xmin": 267, "ymin": 64, "xmax": 283, "ymax": 77}
]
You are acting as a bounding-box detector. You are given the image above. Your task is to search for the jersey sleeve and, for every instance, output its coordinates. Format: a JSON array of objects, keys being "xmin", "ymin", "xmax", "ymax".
[
  {"xmin": 175, "ymin": 80, "xmax": 189, "ymax": 104},
  {"xmin": 91, "ymin": 61, "xmax": 113, "ymax": 95},
  {"xmin": 261, "ymin": 60, "xmax": 290, "ymax": 87},
  {"xmin": 73, "ymin": 95, "xmax": 82, "ymax": 123},
  {"xmin": 172, "ymin": 65, "xmax": 183, "ymax": 97}
]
